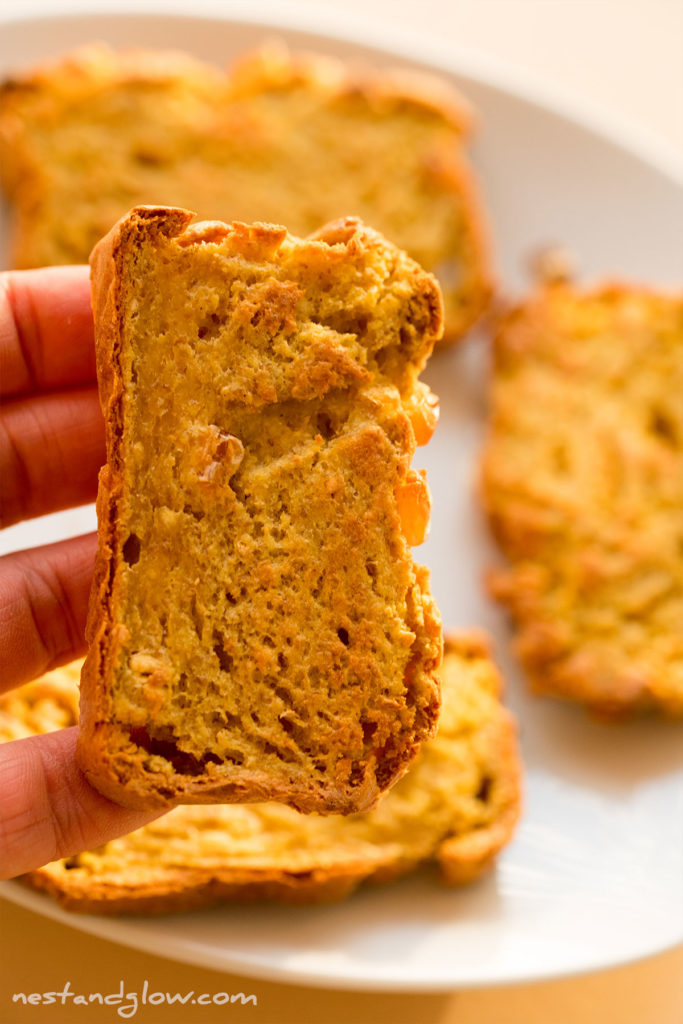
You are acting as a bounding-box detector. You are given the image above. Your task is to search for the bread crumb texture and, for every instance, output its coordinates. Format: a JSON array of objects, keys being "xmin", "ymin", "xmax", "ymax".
[
  {"xmin": 481, "ymin": 281, "xmax": 683, "ymax": 715},
  {"xmin": 78, "ymin": 207, "xmax": 443, "ymax": 814},
  {"xmin": 2, "ymin": 636, "xmax": 521, "ymax": 913},
  {"xmin": 0, "ymin": 43, "xmax": 492, "ymax": 345}
]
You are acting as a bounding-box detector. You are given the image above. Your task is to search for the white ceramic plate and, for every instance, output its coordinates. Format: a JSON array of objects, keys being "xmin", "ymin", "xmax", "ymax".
[{"xmin": 1, "ymin": 1, "xmax": 682, "ymax": 993}]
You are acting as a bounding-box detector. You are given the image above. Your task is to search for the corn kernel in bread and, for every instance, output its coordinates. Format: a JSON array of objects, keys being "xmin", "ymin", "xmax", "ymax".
[
  {"xmin": 4, "ymin": 635, "xmax": 520, "ymax": 913},
  {"xmin": 79, "ymin": 207, "xmax": 443, "ymax": 814},
  {"xmin": 0, "ymin": 44, "xmax": 492, "ymax": 345},
  {"xmin": 481, "ymin": 281, "xmax": 683, "ymax": 715}
]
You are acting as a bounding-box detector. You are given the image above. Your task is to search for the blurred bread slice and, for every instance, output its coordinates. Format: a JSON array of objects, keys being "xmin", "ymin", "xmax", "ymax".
[
  {"xmin": 2, "ymin": 634, "xmax": 520, "ymax": 914},
  {"xmin": 0, "ymin": 42, "xmax": 492, "ymax": 345},
  {"xmin": 481, "ymin": 279, "xmax": 683, "ymax": 715}
]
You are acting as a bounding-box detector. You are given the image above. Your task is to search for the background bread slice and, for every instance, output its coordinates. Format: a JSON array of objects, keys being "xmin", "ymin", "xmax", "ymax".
[
  {"xmin": 0, "ymin": 43, "xmax": 492, "ymax": 346},
  {"xmin": 2, "ymin": 635, "xmax": 521, "ymax": 914},
  {"xmin": 481, "ymin": 280, "xmax": 683, "ymax": 715},
  {"xmin": 78, "ymin": 207, "xmax": 443, "ymax": 814}
]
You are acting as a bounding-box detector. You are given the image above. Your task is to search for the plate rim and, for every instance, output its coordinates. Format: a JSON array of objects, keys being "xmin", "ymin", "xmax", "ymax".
[{"xmin": 3, "ymin": 879, "xmax": 682, "ymax": 993}]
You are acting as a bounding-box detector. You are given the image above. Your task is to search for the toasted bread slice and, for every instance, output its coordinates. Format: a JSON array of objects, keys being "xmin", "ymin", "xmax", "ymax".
[
  {"xmin": 481, "ymin": 280, "xmax": 683, "ymax": 715},
  {"xmin": 0, "ymin": 43, "xmax": 492, "ymax": 345},
  {"xmin": 78, "ymin": 206, "xmax": 443, "ymax": 813},
  {"xmin": 4, "ymin": 635, "xmax": 520, "ymax": 913}
]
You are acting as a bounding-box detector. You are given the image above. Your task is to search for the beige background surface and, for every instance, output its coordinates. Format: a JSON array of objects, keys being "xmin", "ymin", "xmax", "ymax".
[
  {"xmin": 2, "ymin": 900, "xmax": 683, "ymax": 1024},
  {"xmin": 1, "ymin": 1, "xmax": 682, "ymax": 1022},
  {"xmin": 308, "ymin": 0, "xmax": 683, "ymax": 156}
]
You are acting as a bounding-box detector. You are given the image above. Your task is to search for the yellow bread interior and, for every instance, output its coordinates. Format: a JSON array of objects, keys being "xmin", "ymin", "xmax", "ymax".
[{"xmin": 79, "ymin": 209, "xmax": 443, "ymax": 814}]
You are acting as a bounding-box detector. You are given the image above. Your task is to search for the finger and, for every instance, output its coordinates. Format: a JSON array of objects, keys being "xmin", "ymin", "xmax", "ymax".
[
  {"xmin": 0, "ymin": 533, "xmax": 96, "ymax": 693},
  {"xmin": 0, "ymin": 727, "xmax": 162, "ymax": 880},
  {"xmin": 0, "ymin": 266, "xmax": 94, "ymax": 400},
  {"xmin": 0, "ymin": 386, "xmax": 104, "ymax": 528}
]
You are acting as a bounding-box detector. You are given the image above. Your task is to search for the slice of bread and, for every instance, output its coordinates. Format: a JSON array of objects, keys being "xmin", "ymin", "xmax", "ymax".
[
  {"xmin": 0, "ymin": 43, "xmax": 492, "ymax": 345},
  {"xmin": 78, "ymin": 206, "xmax": 443, "ymax": 814},
  {"xmin": 3, "ymin": 635, "xmax": 520, "ymax": 914},
  {"xmin": 481, "ymin": 279, "xmax": 683, "ymax": 715},
  {"xmin": 0, "ymin": 662, "xmax": 81, "ymax": 741}
]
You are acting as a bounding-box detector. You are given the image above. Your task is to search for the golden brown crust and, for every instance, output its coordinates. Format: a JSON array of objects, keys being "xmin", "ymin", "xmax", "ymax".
[
  {"xmin": 78, "ymin": 206, "xmax": 443, "ymax": 814},
  {"xmin": 481, "ymin": 280, "xmax": 683, "ymax": 716},
  {"xmin": 81, "ymin": 208, "xmax": 193, "ymax": 789},
  {"xmin": 0, "ymin": 42, "xmax": 493, "ymax": 345},
  {"xmin": 5, "ymin": 635, "xmax": 521, "ymax": 914},
  {"xmin": 437, "ymin": 708, "xmax": 520, "ymax": 883},
  {"xmin": 23, "ymin": 865, "xmax": 376, "ymax": 915},
  {"xmin": 436, "ymin": 632, "xmax": 521, "ymax": 883}
]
